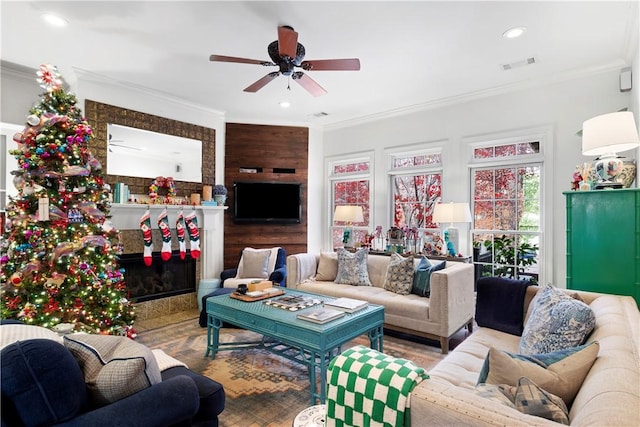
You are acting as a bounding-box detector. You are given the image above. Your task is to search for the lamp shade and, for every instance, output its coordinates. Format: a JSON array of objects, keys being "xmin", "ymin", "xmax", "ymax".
[
  {"xmin": 582, "ymin": 111, "xmax": 640, "ymax": 156},
  {"xmin": 334, "ymin": 205, "xmax": 364, "ymax": 223},
  {"xmin": 432, "ymin": 202, "xmax": 472, "ymax": 224}
]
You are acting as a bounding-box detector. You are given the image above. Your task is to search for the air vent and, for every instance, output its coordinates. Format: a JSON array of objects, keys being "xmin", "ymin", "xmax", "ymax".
[
  {"xmin": 501, "ymin": 57, "xmax": 536, "ymax": 71},
  {"xmin": 311, "ymin": 112, "xmax": 329, "ymax": 118}
]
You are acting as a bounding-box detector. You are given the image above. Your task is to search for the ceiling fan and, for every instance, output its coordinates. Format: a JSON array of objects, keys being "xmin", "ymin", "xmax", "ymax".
[
  {"xmin": 108, "ymin": 133, "xmax": 142, "ymax": 152},
  {"xmin": 209, "ymin": 25, "xmax": 360, "ymax": 97}
]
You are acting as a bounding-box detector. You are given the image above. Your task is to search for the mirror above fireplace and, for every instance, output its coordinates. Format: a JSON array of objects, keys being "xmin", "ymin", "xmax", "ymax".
[{"xmin": 107, "ymin": 123, "xmax": 202, "ymax": 182}]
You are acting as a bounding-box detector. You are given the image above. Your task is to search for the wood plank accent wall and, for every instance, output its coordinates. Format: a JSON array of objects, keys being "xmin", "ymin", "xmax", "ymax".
[{"xmin": 224, "ymin": 123, "xmax": 308, "ymax": 270}]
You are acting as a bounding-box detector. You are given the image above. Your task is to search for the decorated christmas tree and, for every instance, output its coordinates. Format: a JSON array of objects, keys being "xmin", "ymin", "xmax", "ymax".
[{"xmin": 0, "ymin": 65, "xmax": 136, "ymax": 337}]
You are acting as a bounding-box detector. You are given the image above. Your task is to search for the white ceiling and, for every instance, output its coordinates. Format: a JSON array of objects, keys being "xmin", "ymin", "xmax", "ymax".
[{"xmin": 1, "ymin": 1, "xmax": 637, "ymax": 128}]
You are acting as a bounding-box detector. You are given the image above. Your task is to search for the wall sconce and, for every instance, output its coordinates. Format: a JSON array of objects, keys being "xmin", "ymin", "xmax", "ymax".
[
  {"xmin": 582, "ymin": 111, "xmax": 640, "ymax": 189},
  {"xmin": 334, "ymin": 205, "xmax": 364, "ymax": 247},
  {"xmin": 432, "ymin": 202, "xmax": 472, "ymax": 256}
]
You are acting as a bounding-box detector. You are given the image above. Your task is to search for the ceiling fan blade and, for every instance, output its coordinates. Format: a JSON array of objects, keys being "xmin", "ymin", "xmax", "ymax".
[
  {"xmin": 244, "ymin": 72, "xmax": 280, "ymax": 93},
  {"xmin": 301, "ymin": 58, "xmax": 361, "ymax": 71},
  {"xmin": 278, "ymin": 26, "xmax": 298, "ymax": 59},
  {"xmin": 210, "ymin": 55, "xmax": 273, "ymax": 66},
  {"xmin": 292, "ymin": 72, "xmax": 327, "ymax": 97}
]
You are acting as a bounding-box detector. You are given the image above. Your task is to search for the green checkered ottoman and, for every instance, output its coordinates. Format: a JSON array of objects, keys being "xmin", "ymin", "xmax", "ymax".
[{"xmin": 326, "ymin": 345, "xmax": 429, "ymax": 427}]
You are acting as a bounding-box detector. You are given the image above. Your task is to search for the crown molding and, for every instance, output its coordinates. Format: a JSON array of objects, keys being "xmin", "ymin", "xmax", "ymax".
[
  {"xmin": 71, "ymin": 67, "xmax": 226, "ymax": 121},
  {"xmin": 322, "ymin": 60, "xmax": 630, "ymax": 132}
]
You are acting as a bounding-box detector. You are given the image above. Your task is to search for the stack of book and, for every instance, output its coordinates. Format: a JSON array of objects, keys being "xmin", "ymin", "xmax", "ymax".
[
  {"xmin": 297, "ymin": 308, "xmax": 345, "ymax": 324},
  {"xmin": 323, "ymin": 297, "xmax": 368, "ymax": 313}
]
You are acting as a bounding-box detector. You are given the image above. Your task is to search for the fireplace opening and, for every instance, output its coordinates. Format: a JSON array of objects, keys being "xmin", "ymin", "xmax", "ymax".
[{"xmin": 118, "ymin": 251, "xmax": 196, "ymax": 302}]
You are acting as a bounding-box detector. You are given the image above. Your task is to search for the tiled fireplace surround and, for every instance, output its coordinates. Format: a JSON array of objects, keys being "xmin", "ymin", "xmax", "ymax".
[{"xmin": 111, "ymin": 204, "xmax": 226, "ymax": 321}]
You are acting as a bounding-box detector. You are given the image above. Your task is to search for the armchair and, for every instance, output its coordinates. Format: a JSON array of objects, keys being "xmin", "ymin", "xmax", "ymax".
[{"xmin": 198, "ymin": 247, "xmax": 287, "ymax": 327}]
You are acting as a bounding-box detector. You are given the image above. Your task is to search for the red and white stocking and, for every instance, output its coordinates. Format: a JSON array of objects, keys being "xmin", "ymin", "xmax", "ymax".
[
  {"xmin": 139, "ymin": 210, "xmax": 153, "ymax": 266},
  {"xmin": 176, "ymin": 209, "xmax": 186, "ymax": 260},
  {"xmin": 157, "ymin": 209, "xmax": 172, "ymax": 261},
  {"xmin": 184, "ymin": 211, "xmax": 200, "ymax": 259}
]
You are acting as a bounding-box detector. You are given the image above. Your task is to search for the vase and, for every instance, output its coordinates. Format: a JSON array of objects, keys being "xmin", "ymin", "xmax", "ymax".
[{"xmin": 214, "ymin": 195, "xmax": 226, "ymax": 206}]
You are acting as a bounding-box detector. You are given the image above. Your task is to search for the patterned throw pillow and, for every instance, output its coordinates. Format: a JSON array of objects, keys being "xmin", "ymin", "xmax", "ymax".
[
  {"xmin": 519, "ymin": 284, "xmax": 596, "ymax": 355},
  {"xmin": 477, "ymin": 341, "xmax": 599, "ymax": 406},
  {"xmin": 513, "ymin": 377, "xmax": 569, "ymax": 424},
  {"xmin": 475, "ymin": 378, "xmax": 570, "ymax": 424},
  {"xmin": 335, "ymin": 248, "xmax": 371, "ymax": 286},
  {"xmin": 64, "ymin": 334, "xmax": 162, "ymax": 406},
  {"xmin": 383, "ymin": 253, "xmax": 415, "ymax": 295},
  {"xmin": 411, "ymin": 257, "xmax": 445, "ymax": 297}
]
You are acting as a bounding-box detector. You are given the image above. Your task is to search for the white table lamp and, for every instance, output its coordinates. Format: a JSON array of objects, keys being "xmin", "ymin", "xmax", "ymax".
[
  {"xmin": 432, "ymin": 202, "xmax": 472, "ymax": 256},
  {"xmin": 582, "ymin": 111, "xmax": 640, "ymax": 189},
  {"xmin": 334, "ymin": 205, "xmax": 364, "ymax": 247}
]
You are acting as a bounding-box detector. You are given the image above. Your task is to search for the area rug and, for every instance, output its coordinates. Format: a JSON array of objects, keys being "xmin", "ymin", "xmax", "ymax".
[{"xmin": 136, "ymin": 317, "xmax": 456, "ymax": 426}]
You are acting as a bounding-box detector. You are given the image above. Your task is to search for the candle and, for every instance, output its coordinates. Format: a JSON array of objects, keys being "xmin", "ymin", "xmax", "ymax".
[
  {"xmin": 190, "ymin": 193, "xmax": 201, "ymax": 205},
  {"xmin": 202, "ymin": 185, "xmax": 212, "ymax": 201}
]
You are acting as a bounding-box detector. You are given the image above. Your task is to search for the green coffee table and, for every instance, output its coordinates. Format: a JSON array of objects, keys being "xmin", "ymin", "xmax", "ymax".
[{"xmin": 205, "ymin": 289, "xmax": 384, "ymax": 404}]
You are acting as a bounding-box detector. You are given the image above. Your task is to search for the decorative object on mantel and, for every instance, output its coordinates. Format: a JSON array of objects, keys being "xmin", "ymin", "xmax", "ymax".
[
  {"xmin": 149, "ymin": 176, "xmax": 176, "ymax": 203},
  {"xmin": 213, "ymin": 184, "xmax": 227, "ymax": 206},
  {"xmin": 581, "ymin": 111, "xmax": 640, "ymax": 189},
  {"xmin": 184, "ymin": 210, "xmax": 201, "ymax": 259},
  {"xmin": 176, "ymin": 208, "xmax": 187, "ymax": 260},
  {"xmin": 202, "ymin": 185, "xmax": 213, "ymax": 202}
]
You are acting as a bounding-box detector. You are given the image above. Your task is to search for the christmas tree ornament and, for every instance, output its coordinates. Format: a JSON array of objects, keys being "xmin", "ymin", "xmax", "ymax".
[
  {"xmin": 157, "ymin": 208, "xmax": 172, "ymax": 261},
  {"xmin": 176, "ymin": 208, "xmax": 186, "ymax": 260},
  {"xmin": 140, "ymin": 210, "xmax": 153, "ymax": 266},
  {"xmin": 184, "ymin": 210, "xmax": 200, "ymax": 259}
]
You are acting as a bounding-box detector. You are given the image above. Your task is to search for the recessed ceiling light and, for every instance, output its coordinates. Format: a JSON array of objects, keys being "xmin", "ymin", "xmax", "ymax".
[
  {"xmin": 41, "ymin": 13, "xmax": 68, "ymax": 27},
  {"xmin": 502, "ymin": 26, "xmax": 526, "ymax": 39},
  {"xmin": 279, "ymin": 101, "xmax": 291, "ymax": 108}
]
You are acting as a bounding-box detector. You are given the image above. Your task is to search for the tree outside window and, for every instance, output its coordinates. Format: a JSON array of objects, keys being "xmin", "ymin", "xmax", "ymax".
[
  {"xmin": 473, "ymin": 159, "xmax": 541, "ymax": 283},
  {"xmin": 330, "ymin": 159, "xmax": 370, "ymax": 249},
  {"xmin": 390, "ymin": 152, "xmax": 442, "ymax": 247}
]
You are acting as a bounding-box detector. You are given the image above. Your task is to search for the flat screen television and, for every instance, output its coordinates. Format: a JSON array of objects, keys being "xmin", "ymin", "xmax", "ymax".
[{"xmin": 234, "ymin": 181, "xmax": 302, "ymax": 224}]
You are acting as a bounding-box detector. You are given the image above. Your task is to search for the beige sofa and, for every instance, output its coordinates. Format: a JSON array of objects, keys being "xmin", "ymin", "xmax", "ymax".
[
  {"xmin": 409, "ymin": 286, "xmax": 640, "ymax": 426},
  {"xmin": 286, "ymin": 252, "xmax": 475, "ymax": 354}
]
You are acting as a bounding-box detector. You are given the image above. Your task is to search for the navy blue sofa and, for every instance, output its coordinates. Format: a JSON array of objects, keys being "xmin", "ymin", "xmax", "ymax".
[{"xmin": 1, "ymin": 322, "xmax": 225, "ymax": 427}]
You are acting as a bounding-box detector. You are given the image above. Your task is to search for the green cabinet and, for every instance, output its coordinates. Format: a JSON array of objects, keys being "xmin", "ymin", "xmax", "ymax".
[{"xmin": 565, "ymin": 189, "xmax": 640, "ymax": 306}]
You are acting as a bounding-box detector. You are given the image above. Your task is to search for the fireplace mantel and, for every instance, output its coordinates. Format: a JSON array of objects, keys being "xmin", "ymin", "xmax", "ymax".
[{"xmin": 109, "ymin": 203, "xmax": 226, "ymax": 280}]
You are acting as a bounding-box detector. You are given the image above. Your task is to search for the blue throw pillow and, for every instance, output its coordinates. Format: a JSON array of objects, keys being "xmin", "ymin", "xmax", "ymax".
[
  {"xmin": 411, "ymin": 257, "xmax": 445, "ymax": 297},
  {"xmin": 519, "ymin": 284, "xmax": 596, "ymax": 355},
  {"xmin": 1, "ymin": 339, "xmax": 88, "ymax": 426}
]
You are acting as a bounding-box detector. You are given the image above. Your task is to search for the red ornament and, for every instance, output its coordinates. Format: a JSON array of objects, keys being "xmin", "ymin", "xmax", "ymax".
[{"xmin": 74, "ymin": 298, "xmax": 83, "ymax": 309}]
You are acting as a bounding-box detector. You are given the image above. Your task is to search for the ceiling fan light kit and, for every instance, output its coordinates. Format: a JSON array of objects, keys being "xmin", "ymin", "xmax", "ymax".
[{"xmin": 210, "ymin": 25, "xmax": 360, "ymax": 97}]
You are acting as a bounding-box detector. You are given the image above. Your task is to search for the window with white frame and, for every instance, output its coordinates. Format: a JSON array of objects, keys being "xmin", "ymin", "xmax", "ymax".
[
  {"xmin": 471, "ymin": 138, "xmax": 543, "ymax": 283},
  {"xmin": 388, "ymin": 149, "xmax": 443, "ymax": 252},
  {"xmin": 328, "ymin": 156, "xmax": 371, "ymax": 249}
]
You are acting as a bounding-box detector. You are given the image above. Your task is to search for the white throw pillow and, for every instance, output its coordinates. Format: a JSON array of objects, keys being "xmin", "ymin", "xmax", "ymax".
[{"xmin": 236, "ymin": 247, "xmax": 280, "ymax": 278}]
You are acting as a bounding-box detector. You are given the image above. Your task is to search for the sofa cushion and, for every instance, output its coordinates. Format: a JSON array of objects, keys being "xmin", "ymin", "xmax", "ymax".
[
  {"xmin": 411, "ymin": 258, "xmax": 445, "ymax": 297},
  {"xmin": 519, "ymin": 284, "xmax": 596, "ymax": 355},
  {"xmin": 64, "ymin": 334, "xmax": 162, "ymax": 406},
  {"xmin": 335, "ymin": 248, "xmax": 371, "ymax": 286},
  {"xmin": 478, "ymin": 341, "xmax": 599, "ymax": 406},
  {"xmin": 316, "ymin": 251, "xmax": 339, "ymax": 281},
  {"xmin": 1, "ymin": 338, "xmax": 88, "ymax": 426},
  {"xmin": 383, "ymin": 253, "xmax": 415, "ymax": 295}
]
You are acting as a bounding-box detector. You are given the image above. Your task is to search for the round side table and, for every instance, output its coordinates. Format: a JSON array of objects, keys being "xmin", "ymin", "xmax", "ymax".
[{"xmin": 292, "ymin": 404, "xmax": 326, "ymax": 427}]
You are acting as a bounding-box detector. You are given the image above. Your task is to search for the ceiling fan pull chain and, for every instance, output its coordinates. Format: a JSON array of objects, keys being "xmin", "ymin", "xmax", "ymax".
[{"xmin": 287, "ymin": 76, "xmax": 291, "ymax": 91}]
